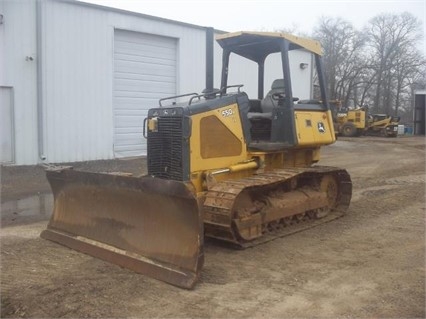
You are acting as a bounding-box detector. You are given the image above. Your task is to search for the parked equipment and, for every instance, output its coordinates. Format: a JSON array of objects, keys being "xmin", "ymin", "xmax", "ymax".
[
  {"xmin": 331, "ymin": 102, "xmax": 367, "ymax": 137},
  {"xmin": 330, "ymin": 101, "xmax": 400, "ymax": 137},
  {"xmin": 366, "ymin": 114, "xmax": 400, "ymax": 137},
  {"xmin": 41, "ymin": 31, "xmax": 352, "ymax": 289}
]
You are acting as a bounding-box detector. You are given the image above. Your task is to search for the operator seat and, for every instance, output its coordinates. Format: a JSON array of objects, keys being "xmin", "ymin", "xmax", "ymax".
[
  {"xmin": 247, "ymin": 79, "xmax": 285, "ymax": 120},
  {"xmin": 261, "ymin": 79, "xmax": 285, "ymax": 113}
]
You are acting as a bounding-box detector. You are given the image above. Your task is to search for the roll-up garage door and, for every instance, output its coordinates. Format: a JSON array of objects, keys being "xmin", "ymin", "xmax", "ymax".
[{"xmin": 113, "ymin": 29, "xmax": 177, "ymax": 157}]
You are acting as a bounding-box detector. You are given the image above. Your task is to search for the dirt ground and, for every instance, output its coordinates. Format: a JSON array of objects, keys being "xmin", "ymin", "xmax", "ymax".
[{"xmin": 1, "ymin": 136, "xmax": 425, "ymax": 318}]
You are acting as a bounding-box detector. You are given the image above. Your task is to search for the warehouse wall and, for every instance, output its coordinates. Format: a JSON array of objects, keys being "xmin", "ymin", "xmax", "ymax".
[
  {"xmin": 1, "ymin": 0, "xmax": 211, "ymax": 164},
  {"xmin": 40, "ymin": 0, "xmax": 209, "ymax": 163},
  {"xmin": 1, "ymin": 0, "xmax": 313, "ymax": 165},
  {"xmin": 1, "ymin": 1, "xmax": 39, "ymax": 165}
]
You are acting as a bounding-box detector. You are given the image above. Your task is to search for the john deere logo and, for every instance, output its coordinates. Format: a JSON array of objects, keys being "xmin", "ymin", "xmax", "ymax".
[{"xmin": 318, "ymin": 122, "xmax": 326, "ymax": 133}]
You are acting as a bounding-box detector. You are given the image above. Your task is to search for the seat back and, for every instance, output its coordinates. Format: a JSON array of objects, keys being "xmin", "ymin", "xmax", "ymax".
[{"xmin": 261, "ymin": 79, "xmax": 285, "ymax": 113}]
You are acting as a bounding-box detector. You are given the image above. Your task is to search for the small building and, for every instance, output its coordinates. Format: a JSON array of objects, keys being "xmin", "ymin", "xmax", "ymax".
[
  {"xmin": 0, "ymin": 0, "xmax": 314, "ymax": 165},
  {"xmin": 414, "ymin": 90, "xmax": 426, "ymax": 135}
]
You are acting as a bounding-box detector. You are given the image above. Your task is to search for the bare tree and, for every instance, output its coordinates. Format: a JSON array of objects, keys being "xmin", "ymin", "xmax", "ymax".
[
  {"xmin": 394, "ymin": 46, "xmax": 426, "ymax": 115},
  {"xmin": 311, "ymin": 12, "xmax": 425, "ymax": 121},
  {"xmin": 313, "ymin": 17, "xmax": 367, "ymax": 106},
  {"xmin": 365, "ymin": 12, "xmax": 423, "ymax": 113}
]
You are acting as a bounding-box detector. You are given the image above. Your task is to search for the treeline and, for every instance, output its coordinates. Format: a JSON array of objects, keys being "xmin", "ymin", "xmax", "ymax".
[{"xmin": 311, "ymin": 13, "xmax": 425, "ymax": 123}]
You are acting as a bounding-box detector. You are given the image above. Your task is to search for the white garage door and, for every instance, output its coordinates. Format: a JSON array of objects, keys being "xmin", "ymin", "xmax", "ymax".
[{"xmin": 113, "ymin": 29, "xmax": 177, "ymax": 157}]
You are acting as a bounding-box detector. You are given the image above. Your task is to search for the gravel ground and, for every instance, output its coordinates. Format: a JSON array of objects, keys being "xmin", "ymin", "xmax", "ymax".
[{"xmin": 1, "ymin": 136, "xmax": 425, "ymax": 318}]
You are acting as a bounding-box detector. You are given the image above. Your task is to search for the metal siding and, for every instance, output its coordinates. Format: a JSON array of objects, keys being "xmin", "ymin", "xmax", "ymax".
[
  {"xmin": 0, "ymin": 87, "xmax": 15, "ymax": 163},
  {"xmin": 6, "ymin": 0, "xmax": 297, "ymax": 164},
  {"xmin": 111, "ymin": 14, "xmax": 207, "ymax": 99},
  {"xmin": 177, "ymin": 32, "xmax": 205, "ymax": 95},
  {"xmin": 0, "ymin": 1, "xmax": 4, "ymax": 86},
  {"xmin": 287, "ymin": 50, "xmax": 313, "ymax": 100},
  {"xmin": 42, "ymin": 1, "xmax": 113, "ymax": 163},
  {"xmin": 1, "ymin": 1, "xmax": 38, "ymax": 165},
  {"xmin": 113, "ymin": 29, "xmax": 177, "ymax": 157},
  {"xmin": 39, "ymin": 0, "xmax": 207, "ymax": 163}
]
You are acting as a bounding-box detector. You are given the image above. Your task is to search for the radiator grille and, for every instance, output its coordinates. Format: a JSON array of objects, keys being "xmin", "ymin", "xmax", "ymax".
[{"xmin": 147, "ymin": 117, "xmax": 184, "ymax": 180}]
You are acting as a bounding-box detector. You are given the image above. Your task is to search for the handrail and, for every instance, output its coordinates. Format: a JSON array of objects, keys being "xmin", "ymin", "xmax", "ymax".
[
  {"xmin": 160, "ymin": 85, "xmax": 245, "ymax": 107},
  {"xmin": 159, "ymin": 93, "xmax": 199, "ymax": 107},
  {"xmin": 220, "ymin": 84, "xmax": 243, "ymax": 94}
]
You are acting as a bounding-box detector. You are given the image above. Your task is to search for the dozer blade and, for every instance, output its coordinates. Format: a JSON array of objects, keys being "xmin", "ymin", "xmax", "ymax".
[{"xmin": 40, "ymin": 168, "xmax": 203, "ymax": 289}]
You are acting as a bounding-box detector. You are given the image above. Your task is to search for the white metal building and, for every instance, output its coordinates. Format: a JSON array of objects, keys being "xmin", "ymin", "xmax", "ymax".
[
  {"xmin": 413, "ymin": 90, "xmax": 425, "ymax": 135},
  {"xmin": 0, "ymin": 0, "xmax": 314, "ymax": 165}
]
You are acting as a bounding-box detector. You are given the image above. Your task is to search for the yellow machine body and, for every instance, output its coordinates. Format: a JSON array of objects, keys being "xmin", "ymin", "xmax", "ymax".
[
  {"xmin": 186, "ymin": 103, "xmax": 335, "ymax": 192},
  {"xmin": 41, "ymin": 31, "xmax": 352, "ymax": 289},
  {"xmin": 336, "ymin": 108, "xmax": 367, "ymax": 129},
  {"xmin": 332, "ymin": 102, "xmax": 368, "ymax": 137},
  {"xmin": 366, "ymin": 114, "xmax": 400, "ymax": 137},
  {"xmin": 331, "ymin": 100, "xmax": 399, "ymax": 138}
]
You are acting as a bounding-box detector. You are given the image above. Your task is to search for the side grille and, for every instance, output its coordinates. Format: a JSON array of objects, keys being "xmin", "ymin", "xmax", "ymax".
[{"xmin": 147, "ymin": 117, "xmax": 184, "ymax": 180}]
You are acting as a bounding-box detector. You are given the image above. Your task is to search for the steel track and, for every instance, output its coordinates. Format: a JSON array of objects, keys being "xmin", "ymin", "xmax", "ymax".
[{"xmin": 203, "ymin": 166, "xmax": 352, "ymax": 248}]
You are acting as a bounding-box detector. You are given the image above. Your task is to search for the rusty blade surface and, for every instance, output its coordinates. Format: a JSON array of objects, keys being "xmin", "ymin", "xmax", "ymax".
[{"xmin": 40, "ymin": 168, "xmax": 203, "ymax": 289}]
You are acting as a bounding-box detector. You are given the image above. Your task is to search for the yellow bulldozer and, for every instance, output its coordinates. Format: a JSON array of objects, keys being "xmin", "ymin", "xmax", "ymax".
[
  {"xmin": 331, "ymin": 101, "xmax": 399, "ymax": 137},
  {"xmin": 366, "ymin": 114, "xmax": 400, "ymax": 137},
  {"xmin": 41, "ymin": 32, "xmax": 352, "ymax": 289}
]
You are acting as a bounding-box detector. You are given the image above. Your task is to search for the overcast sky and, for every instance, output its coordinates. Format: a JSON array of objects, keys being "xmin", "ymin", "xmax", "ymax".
[{"xmin": 80, "ymin": 0, "xmax": 425, "ymax": 52}]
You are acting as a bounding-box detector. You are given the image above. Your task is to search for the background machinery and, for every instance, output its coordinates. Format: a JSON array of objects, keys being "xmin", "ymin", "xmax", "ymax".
[
  {"xmin": 331, "ymin": 101, "xmax": 400, "ymax": 137},
  {"xmin": 331, "ymin": 101, "xmax": 367, "ymax": 137},
  {"xmin": 366, "ymin": 114, "xmax": 400, "ymax": 137},
  {"xmin": 41, "ymin": 32, "xmax": 352, "ymax": 289}
]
